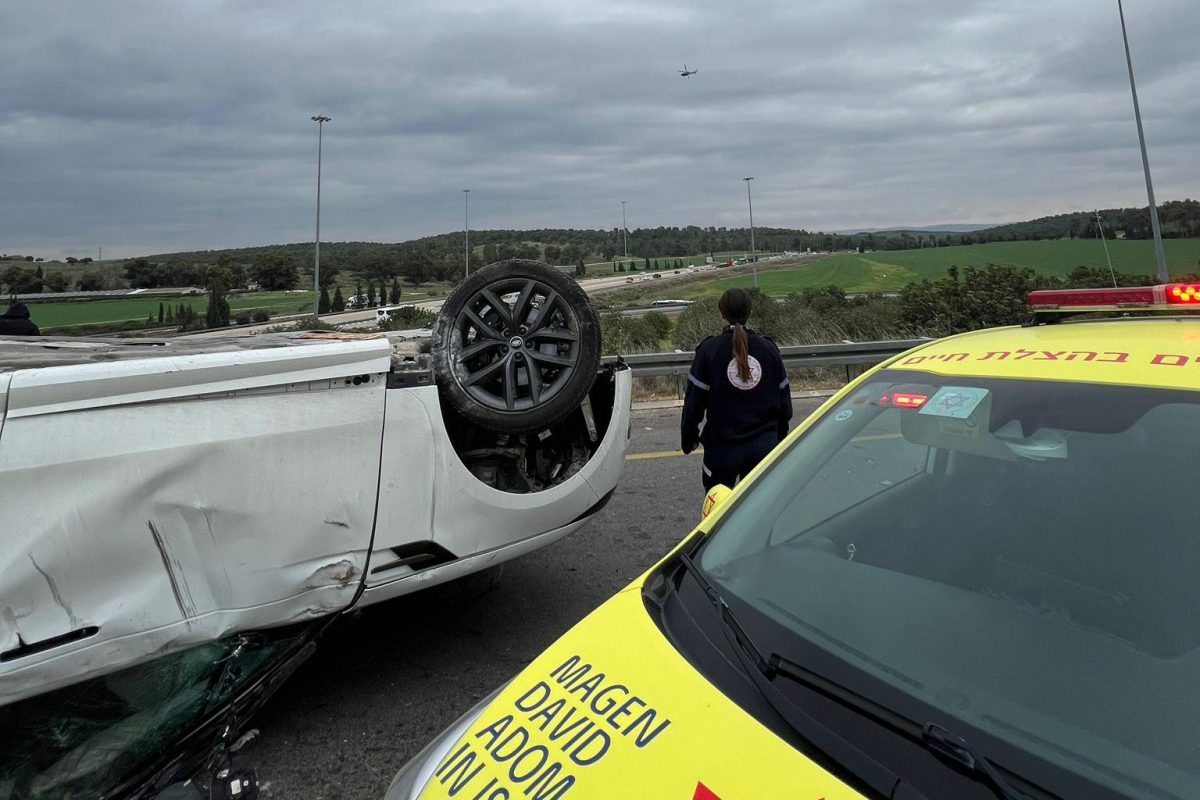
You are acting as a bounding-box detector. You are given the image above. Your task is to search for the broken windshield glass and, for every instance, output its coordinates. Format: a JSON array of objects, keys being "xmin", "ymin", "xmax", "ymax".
[{"xmin": 0, "ymin": 630, "xmax": 300, "ymax": 799}]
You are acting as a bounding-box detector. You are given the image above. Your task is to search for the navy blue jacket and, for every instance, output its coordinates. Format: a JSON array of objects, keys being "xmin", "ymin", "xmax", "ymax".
[
  {"xmin": 681, "ymin": 328, "xmax": 792, "ymax": 453},
  {"xmin": 0, "ymin": 303, "xmax": 39, "ymax": 336}
]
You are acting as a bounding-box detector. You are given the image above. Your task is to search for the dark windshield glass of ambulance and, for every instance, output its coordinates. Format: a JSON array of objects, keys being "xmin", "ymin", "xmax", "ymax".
[{"xmin": 699, "ymin": 371, "xmax": 1200, "ymax": 800}]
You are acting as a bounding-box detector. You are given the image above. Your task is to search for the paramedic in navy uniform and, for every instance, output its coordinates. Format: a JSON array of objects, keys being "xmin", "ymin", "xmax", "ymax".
[{"xmin": 681, "ymin": 288, "xmax": 792, "ymax": 489}]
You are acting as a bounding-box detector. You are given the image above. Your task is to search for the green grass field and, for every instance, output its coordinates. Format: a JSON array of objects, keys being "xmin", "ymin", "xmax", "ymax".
[
  {"xmin": 25, "ymin": 283, "xmax": 452, "ymax": 329},
  {"xmin": 660, "ymin": 239, "xmax": 1200, "ymax": 298},
  {"xmin": 26, "ymin": 291, "xmax": 318, "ymax": 328}
]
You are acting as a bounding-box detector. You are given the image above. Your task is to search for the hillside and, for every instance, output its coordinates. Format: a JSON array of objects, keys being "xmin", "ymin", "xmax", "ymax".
[
  {"xmin": 614, "ymin": 238, "xmax": 1200, "ymax": 299},
  {"xmin": 111, "ymin": 200, "xmax": 1200, "ymax": 272},
  {"xmin": 6, "ymin": 199, "xmax": 1200, "ymax": 297},
  {"xmin": 835, "ymin": 223, "xmax": 1002, "ymax": 234},
  {"xmin": 980, "ymin": 199, "xmax": 1200, "ymax": 242}
]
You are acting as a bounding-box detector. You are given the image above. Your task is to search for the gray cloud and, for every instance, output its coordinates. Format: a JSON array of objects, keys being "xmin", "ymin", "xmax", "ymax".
[{"xmin": 2, "ymin": 0, "xmax": 1197, "ymax": 259}]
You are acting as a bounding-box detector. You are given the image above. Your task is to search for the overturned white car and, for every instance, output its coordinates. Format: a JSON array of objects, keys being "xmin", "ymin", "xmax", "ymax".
[{"xmin": 0, "ymin": 261, "xmax": 630, "ymax": 799}]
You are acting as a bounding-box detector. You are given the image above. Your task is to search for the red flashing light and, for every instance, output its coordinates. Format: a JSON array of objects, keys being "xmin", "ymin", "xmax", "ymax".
[
  {"xmin": 1167, "ymin": 285, "xmax": 1200, "ymax": 304},
  {"xmin": 880, "ymin": 392, "xmax": 927, "ymax": 408},
  {"xmin": 892, "ymin": 392, "xmax": 928, "ymax": 408}
]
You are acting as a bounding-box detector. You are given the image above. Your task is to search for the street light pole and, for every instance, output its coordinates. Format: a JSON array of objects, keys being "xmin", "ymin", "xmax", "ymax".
[
  {"xmin": 743, "ymin": 177, "xmax": 757, "ymax": 288},
  {"xmin": 311, "ymin": 115, "xmax": 331, "ymax": 317},
  {"xmin": 620, "ymin": 201, "xmax": 628, "ymax": 264},
  {"xmin": 463, "ymin": 189, "xmax": 471, "ymax": 278},
  {"xmin": 1117, "ymin": 0, "xmax": 1168, "ymax": 284}
]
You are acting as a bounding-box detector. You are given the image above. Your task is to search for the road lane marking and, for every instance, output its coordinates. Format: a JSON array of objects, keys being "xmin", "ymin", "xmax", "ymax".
[{"xmin": 626, "ymin": 449, "xmax": 703, "ymax": 461}]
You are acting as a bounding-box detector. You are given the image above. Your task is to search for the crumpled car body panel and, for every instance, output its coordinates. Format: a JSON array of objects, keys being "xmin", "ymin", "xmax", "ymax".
[{"xmin": 0, "ymin": 339, "xmax": 392, "ymax": 706}]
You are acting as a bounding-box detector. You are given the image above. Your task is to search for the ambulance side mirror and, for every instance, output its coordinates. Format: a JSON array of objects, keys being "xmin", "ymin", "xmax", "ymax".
[{"xmin": 701, "ymin": 484, "xmax": 733, "ymax": 520}]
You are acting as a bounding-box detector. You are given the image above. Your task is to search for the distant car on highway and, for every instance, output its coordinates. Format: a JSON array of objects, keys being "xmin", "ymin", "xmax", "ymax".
[
  {"xmin": 386, "ymin": 283, "xmax": 1200, "ymax": 800},
  {"xmin": 651, "ymin": 299, "xmax": 694, "ymax": 306},
  {"xmin": 0, "ymin": 260, "xmax": 631, "ymax": 799}
]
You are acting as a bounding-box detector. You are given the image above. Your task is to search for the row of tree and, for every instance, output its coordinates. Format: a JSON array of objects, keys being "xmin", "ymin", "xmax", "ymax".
[
  {"xmin": 134, "ymin": 199, "xmax": 1196, "ymax": 288},
  {"xmin": 9, "ymin": 200, "xmax": 1198, "ymax": 298},
  {"xmin": 0, "ymin": 264, "xmax": 87, "ymax": 293},
  {"xmin": 0, "ymin": 254, "xmax": 93, "ymax": 264}
]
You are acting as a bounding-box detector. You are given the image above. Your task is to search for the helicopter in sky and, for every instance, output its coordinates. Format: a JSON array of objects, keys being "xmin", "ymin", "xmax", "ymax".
[{"xmin": 679, "ymin": 65, "xmax": 698, "ymax": 77}]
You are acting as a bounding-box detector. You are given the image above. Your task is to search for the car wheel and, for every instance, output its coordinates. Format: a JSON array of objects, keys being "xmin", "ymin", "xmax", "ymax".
[{"xmin": 432, "ymin": 259, "xmax": 601, "ymax": 434}]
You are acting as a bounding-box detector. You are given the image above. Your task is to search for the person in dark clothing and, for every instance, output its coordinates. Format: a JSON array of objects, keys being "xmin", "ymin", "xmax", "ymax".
[
  {"xmin": 681, "ymin": 288, "xmax": 792, "ymax": 489},
  {"xmin": 0, "ymin": 302, "xmax": 40, "ymax": 336}
]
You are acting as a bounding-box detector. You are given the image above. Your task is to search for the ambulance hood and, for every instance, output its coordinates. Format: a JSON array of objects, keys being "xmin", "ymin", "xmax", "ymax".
[{"xmin": 409, "ymin": 585, "xmax": 863, "ymax": 800}]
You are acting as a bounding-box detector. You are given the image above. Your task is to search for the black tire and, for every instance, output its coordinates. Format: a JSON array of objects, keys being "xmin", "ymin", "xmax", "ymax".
[{"xmin": 432, "ymin": 259, "xmax": 601, "ymax": 434}]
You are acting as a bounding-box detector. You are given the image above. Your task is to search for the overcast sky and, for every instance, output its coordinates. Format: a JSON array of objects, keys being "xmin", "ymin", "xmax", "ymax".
[{"xmin": 3, "ymin": 0, "xmax": 1198, "ymax": 260}]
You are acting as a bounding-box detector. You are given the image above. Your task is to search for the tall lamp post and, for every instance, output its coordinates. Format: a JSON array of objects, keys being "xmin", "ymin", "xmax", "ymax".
[
  {"xmin": 463, "ymin": 189, "xmax": 471, "ymax": 278},
  {"xmin": 620, "ymin": 200, "xmax": 628, "ymax": 265},
  {"xmin": 743, "ymin": 177, "xmax": 757, "ymax": 288},
  {"xmin": 1117, "ymin": 0, "xmax": 1167, "ymax": 284},
  {"xmin": 311, "ymin": 115, "xmax": 331, "ymax": 317}
]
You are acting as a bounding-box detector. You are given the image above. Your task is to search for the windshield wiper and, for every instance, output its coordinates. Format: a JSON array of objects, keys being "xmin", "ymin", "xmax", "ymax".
[
  {"xmin": 675, "ymin": 553, "xmax": 1042, "ymax": 800},
  {"xmin": 677, "ymin": 553, "xmax": 772, "ymax": 674},
  {"xmin": 922, "ymin": 724, "xmax": 1036, "ymax": 800},
  {"xmin": 765, "ymin": 651, "xmax": 1036, "ymax": 800},
  {"xmin": 676, "ymin": 553, "xmax": 903, "ymax": 797}
]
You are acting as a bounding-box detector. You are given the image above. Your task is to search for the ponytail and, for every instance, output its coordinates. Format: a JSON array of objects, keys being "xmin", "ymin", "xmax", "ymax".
[
  {"xmin": 731, "ymin": 323, "xmax": 750, "ymax": 382},
  {"xmin": 718, "ymin": 288, "xmax": 753, "ymax": 382}
]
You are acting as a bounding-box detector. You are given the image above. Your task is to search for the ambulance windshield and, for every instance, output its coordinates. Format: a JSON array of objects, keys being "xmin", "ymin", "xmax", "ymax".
[{"xmin": 700, "ymin": 370, "xmax": 1200, "ymax": 800}]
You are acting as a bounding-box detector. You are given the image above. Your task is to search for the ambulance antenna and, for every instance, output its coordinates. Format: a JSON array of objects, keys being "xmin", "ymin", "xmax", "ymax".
[{"xmin": 1095, "ymin": 210, "xmax": 1117, "ymax": 288}]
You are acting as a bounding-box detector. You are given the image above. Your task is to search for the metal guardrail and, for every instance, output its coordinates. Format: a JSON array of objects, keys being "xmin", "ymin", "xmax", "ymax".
[{"xmin": 602, "ymin": 338, "xmax": 930, "ymax": 378}]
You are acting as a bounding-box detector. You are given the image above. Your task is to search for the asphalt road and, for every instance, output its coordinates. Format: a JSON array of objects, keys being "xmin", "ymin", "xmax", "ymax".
[
  {"xmin": 181, "ymin": 272, "xmax": 642, "ymax": 340},
  {"xmin": 247, "ymin": 400, "xmax": 823, "ymax": 799}
]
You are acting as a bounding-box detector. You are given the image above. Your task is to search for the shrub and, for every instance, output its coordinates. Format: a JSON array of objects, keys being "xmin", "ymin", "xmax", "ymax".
[
  {"xmin": 378, "ymin": 306, "xmax": 436, "ymax": 330},
  {"xmin": 672, "ymin": 297, "xmax": 722, "ymax": 350},
  {"xmin": 898, "ymin": 264, "xmax": 1042, "ymax": 337},
  {"xmin": 641, "ymin": 310, "xmax": 672, "ymax": 341},
  {"xmin": 600, "ymin": 313, "xmax": 662, "ymax": 356},
  {"xmin": 251, "ymin": 309, "xmax": 272, "ymax": 323},
  {"xmin": 673, "ymin": 288, "xmax": 915, "ymax": 350},
  {"xmin": 76, "ymin": 272, "xmax": 105, "ymax": 291}
]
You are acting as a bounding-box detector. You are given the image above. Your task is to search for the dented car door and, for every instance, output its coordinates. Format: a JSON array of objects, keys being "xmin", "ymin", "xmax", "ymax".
[{"xmin": 0, "ymin": 339, "xmax": 391, "ymax": 706}]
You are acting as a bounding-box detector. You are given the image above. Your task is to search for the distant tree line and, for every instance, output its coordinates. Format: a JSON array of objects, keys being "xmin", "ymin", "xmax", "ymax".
[
  {"xmin": 7, "ymin": 199, "xmax": 1198, "ymax": 299},
  {"xmin": 135, "ymin": 199, "xmax": 1200, "ymax": 288}
]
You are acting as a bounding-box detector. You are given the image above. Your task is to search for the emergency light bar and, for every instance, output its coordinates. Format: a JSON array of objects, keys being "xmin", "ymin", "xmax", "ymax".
[
  {"xmin": 880, "ymin": 392, "xmax": 928, "ymax": 408},
  {"xmin": 1027, "ymin": 284, "xmax": 1200, "ymax": 313}
]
